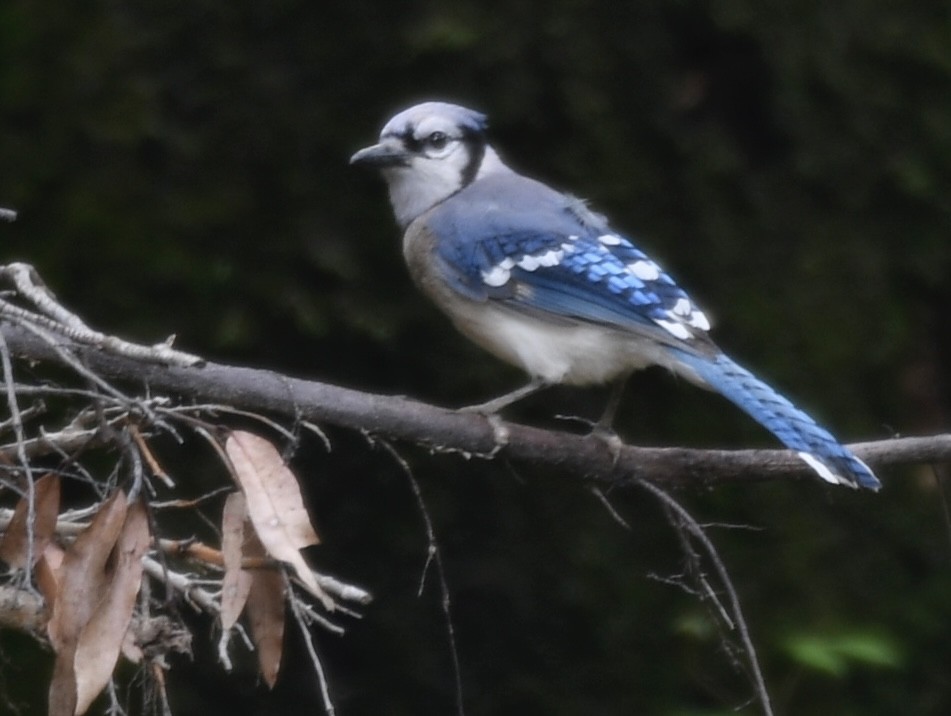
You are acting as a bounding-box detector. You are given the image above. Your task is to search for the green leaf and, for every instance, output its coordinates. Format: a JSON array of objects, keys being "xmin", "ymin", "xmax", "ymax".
[{"xmin": 783, "ymin": 630, "xmax": 904, "ymax": 677}]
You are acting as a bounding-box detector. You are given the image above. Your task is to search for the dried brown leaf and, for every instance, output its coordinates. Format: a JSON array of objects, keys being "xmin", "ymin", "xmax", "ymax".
[
  {"xmin": 220, "ymin": 492, "xmax": 252, "ymax": 631},
  {"xmin": 225, "ymin": 431, "xmax": 319, "ymax": 547},
  {"xmin": 120, "ymin": 626, "xmax": 143, "ymax": 664},
  {"xmin": 73, "ymin": 501, "xmax": 151, "ymax": 714},
  {"xmin": 48, "ymin": 648, "xmax": 78, "ymax": 716},
  {"xmin": 0, "ymin": 473, "xmax": 61, "ymax": 568},
  {"xmin": 244, "ymin": 530, "xmax": 285, "ymax": 689},
  {"xmin": 47, "ymin": 491, "xmax": 128, "ymax": 652},
  {"xmin": 42, "ymin": 542, "xmax": 65, "ymax": 571},
  {"xmin": 47, "ymin": 491, "xmax": 128, "ymax": 716},
  {"xmin": 36, "ymin": 544, "xmax": 65, "ymax": 613},
  {"xmin": 225, "ymin": 431, "xmax": 329, "ymax": 606},
  {"xmin": 44, "ymin": 546, "xmax": 72, "ymax": 716}
]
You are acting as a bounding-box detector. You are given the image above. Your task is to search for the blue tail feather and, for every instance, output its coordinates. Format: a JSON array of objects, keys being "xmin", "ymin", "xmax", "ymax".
[{"xmin": 673, "ymin": 351, "xmax": 880, "ymax": 490}]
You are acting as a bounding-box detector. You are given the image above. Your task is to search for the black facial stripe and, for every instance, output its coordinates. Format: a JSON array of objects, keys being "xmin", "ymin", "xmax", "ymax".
[
  {"xmin": 459, "ymin": 131, "xmax": 486, "ymax": 187},
  {"xmin": 397, "ymin": 128, "xmax": 422, "ymax": 153}
]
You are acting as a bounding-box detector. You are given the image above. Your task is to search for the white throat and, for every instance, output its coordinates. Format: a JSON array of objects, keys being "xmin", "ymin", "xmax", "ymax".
[{"xmin": 385, "ymin": 146, "xmax": 511, "ymax": 228}]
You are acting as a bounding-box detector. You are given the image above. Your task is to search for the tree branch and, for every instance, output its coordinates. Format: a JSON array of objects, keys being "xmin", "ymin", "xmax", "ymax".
[{"xmin": 1, "ymin": 320, "xmax": 943, "ymax": 488}]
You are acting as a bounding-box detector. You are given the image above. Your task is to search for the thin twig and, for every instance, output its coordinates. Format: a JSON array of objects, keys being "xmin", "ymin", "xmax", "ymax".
[
  {"xmin": 142, "ymin": 557, "xmax": 220, "ymax": 615},
  {"xmin": 0, "ymin": 401, "xmax": 44, "ymax": 434},
  {"xmin": 294, "ymin": 599, "xmax": 346, "ymax": 636},
  {"xmin": 376, "ymin": 439, "xmax": 466, "ymax": 716},
  {"xmin": 636, "ymin": 478, "xmax": 774, "ymax": 716},
  {"xmin": 150, "ymin": 486, "xmax": 233, "ymax": 511},
  {"xmin": 105, "ymin": 678, "xmax": 128, "ymax": 716},
  {"xmin": 150, "ymin": 663, "xmax": 174, "ymax": 716},
  {"xmin": 0, "ymin": 329, "xmax": 36, "ymax": 585},
  {"xmin": 1, "ymin": 262, "xmax": 201, "ymax": 367},
  {"xmin": 588, "ymin": 485, "xmax": 632, "ymax": 530},
  {"xmin": 287, "ymin": 574, "xmax": 336, "ymax": 715},
  {"xmin": 662, "ymin": 503, "xmax": 735, "ymax": 630},
  {"xmin": 14, "ymin": 318, "xmax": 138, "ymax": 408},
  {"xmin": 129, "ymin": 424, "xmax": 175, "ymax": 488}
]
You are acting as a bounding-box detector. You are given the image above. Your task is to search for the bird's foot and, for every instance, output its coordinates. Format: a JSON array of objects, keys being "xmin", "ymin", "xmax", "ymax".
[{"xmin": 588, "ymin": 422, "xmax": 625, "ymax": 467}]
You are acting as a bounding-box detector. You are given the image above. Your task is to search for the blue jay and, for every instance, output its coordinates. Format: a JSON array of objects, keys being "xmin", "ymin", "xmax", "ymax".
[{"xmin": 351, "ymin": 101, "xmax": 880, "ymax": 490}]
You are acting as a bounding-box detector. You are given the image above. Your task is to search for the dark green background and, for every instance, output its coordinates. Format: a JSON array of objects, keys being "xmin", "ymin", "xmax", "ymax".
[{"xmin": 2, "ymin": 1, "xmax": 950, "ymax": 714}]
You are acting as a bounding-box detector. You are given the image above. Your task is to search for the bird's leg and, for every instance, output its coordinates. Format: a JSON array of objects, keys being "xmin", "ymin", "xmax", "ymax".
[
  {"xmin": 589, "ymin": 376, "xmax": 630, "ymax": 465},
  {"xmin": 460, "ymin": 379, "xmax": 549, "ymax": 414},
  {"xmin": 594, "ymin": 375, "xmax": 629, "ymax": 434}
]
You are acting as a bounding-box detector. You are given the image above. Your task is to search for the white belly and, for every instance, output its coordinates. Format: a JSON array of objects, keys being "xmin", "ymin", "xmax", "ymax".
[{"xmin": 451, "ymin": 303, "xmax": 688, "ymax": 386}]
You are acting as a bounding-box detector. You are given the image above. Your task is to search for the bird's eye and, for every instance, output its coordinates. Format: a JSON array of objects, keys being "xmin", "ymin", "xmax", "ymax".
[{"xmin": 426, "ymin": 131, "xmax": 449, "ymax": 149}]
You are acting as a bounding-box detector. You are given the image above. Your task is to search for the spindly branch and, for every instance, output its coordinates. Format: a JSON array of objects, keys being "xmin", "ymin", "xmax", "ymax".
[{"xmin": 1, "ymin": 293, "xmax": 945, "ymax": 489}]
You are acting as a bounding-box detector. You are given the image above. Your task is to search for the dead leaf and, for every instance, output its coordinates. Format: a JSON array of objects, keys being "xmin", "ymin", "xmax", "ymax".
[
  {"xmin": 120, "ymin": 627, "xmax": 143, "ymax": 664},
  {"xmin": 225, "ymin": 431, "xmax": 319, "ymax": 547},
  {"xmin": 47, "ymin": 491, "xmax": 128, "ymax": 716},
  {"xmin": 48, "ymin": 648, "xmax": 78, "ymax": 716},
  {"xmin": 225, "ymin": 431, "xmax": 329, "ymax": 607},
  {"xmin": 47, "ymin": 491, "xmax": 128, "ymax": 651},
  {"xmin": 220, "ymin": 492, "xmax": 252, "ymax": 631},
  {"xmin": 0, "ymin": 473, "xmax": 61, "ymax": 568},
  {"xmin": 73, "ymin": 500, "xmax": 151, "ymax": 715},
  {"xmin": 36, "ymin": 543, "xmax": 66, "ymax": 613},
  {"xmin": 244, "ymin": 529, "xmax": 285, "ymax": 688},
  {"xmin": 42, "ymin": 542, "xmax": 65, "ymax": 571}
]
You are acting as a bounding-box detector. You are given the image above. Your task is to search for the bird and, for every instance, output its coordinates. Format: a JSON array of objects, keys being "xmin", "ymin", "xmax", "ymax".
[{"xmin": 350, "ymin": 101, "xmax": 880, "ymax": 490}]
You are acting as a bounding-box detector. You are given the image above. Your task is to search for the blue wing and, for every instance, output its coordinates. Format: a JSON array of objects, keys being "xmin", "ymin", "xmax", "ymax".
[{"xmin": 426, "ymin": 173, "xmax": 711, "ymax": 344}]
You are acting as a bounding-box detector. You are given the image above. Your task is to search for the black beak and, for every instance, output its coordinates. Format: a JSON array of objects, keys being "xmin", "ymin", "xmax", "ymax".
[{"xmin": 349, "ymin": 141, "xmax": 410, "ymax": 168}]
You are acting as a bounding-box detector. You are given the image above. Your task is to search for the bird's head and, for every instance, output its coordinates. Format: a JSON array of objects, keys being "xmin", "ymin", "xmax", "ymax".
[{"xmin": 351, "ymin": 101, "xmax": 508, "ymax": 227}]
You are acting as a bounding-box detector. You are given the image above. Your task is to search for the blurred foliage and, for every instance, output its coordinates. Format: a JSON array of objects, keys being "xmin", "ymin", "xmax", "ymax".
[
  {"xmin": 783, "ymin": 629, "xmax": 904, "ymax": 676},
  {"xmin": 1, "ymin": 0, "xmax": 950, "ymax": 714}
]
